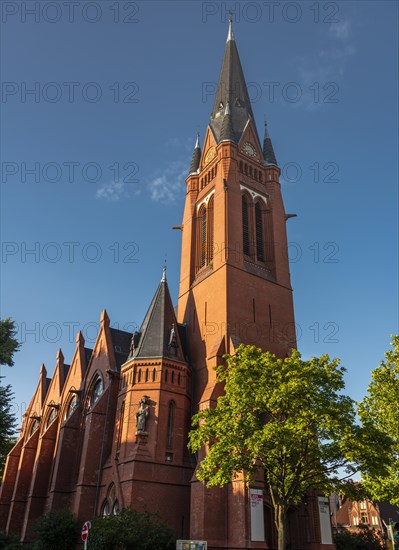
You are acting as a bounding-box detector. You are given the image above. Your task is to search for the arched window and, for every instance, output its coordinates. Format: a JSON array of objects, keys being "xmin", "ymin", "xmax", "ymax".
[
  {"xmin": 152, "ymin": 368, "xmax": 156, "ymax": 381},
  {"xmin": 167, "ymin": 401, "xmax": 175, "ymax": 449},
  {"xmin": 145, "ymin": 368, "xmax": 149, "ymax": 382},
  {"xmin": 29, "ymin": 419, "xmax": 39, "ymax": 437},
  {"xmin": 242, "ymin": 195, "xmax": 250, "ymax": 257},
  {"xmin": 255, "ymin": 202, "xmax": 264, "ymax": 262},
  {"xmin": 171, "ymin": 371, "xmax": 175, "ymax": 384},
  {"xmin": 90, "ymin": 377, "xmax": 103, "ymax": 408},
  {"xmin": 165, "ymin": 369, "xmax": 168, "ymax": 383},
  {"xmin": 178, "ymin": 372, "xmax": 181, "ymax": 386},
  {"xmin": 112, "ymin": 500, "xmax": 120, "ymax": 515},
  {"xmin": 199, "ymin": 205, "xmax": 207, "ymax": 269},
  {"xmin": 45, "ymin": 408, "xmax": 56, "ymax": 430},
  {"xmin": 102, "ymin": 500, "xmax": 110, "ymax": 517},
  {"xmin": 207, "ymin": 196, "xmax": 214, "ymax": 263},
  {"xmin": 138, "ymin": 369, "xmax": 142, "ymax": 383},
  {"xmin": 65, "ymin": 394, "xmax": 78, "ymax": 420}
]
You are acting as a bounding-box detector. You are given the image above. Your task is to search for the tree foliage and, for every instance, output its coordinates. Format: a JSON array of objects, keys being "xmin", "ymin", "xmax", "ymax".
[
  {"xmin": 0, "ymin": 385, "xmax": 17, "ymax": 480},
  {"xmin": 334, "ymin": 525, "xmax": 384, "ymax": 550},
  {"xmin": 188, "ymin": 345, "xmax": 392, "ymax": 550},
  {"xmin": 33, "ymin": 509, "xmax": 79, "ymax": 550},
  {"xmin": 0, "ymin": 319, "xmax": 20, "ymax": 368},
  {"xmin": 359, "ymin": 336, "xmax": 399, "ymax": 505},
  {"xmin": 87, "ymin": 508, "xmax": 175, "ymax": 550}
]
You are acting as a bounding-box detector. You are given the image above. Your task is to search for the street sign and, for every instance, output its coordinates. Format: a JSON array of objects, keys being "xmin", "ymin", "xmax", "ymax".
[{"xmin": 81, "ymin": 521, "xmax": 91, "ymax": 543}]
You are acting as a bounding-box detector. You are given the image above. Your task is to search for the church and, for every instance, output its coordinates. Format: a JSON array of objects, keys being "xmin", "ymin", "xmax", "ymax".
[{"xmin": 0, "ymin": 22, "xmax": 335, "ymax": 549}]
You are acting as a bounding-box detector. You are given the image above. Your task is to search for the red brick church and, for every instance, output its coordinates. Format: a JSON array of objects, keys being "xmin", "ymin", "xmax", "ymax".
[{"xmin": 0, "ymin": 22, "xmax": 335, "ymax": 549}]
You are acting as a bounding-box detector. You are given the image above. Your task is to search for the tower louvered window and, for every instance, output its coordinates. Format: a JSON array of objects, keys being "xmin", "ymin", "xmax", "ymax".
[
  {"xmin": 207, "ymin": 196, "xmax": 214, "ymax": 263},
  {"xmin": 255, "ymin": 202, "xmax": 264, "ymax": 262},
  {"xmin": 167, "ymin": 401, "xmax": 175, "ymax": 449},
  {"xmin": 200, "ymin": 206, "xmax": 207, "ymax": 268},
  {"xmin": 242, "ymin": 196, "xmax": 250, "ymax": 256}
]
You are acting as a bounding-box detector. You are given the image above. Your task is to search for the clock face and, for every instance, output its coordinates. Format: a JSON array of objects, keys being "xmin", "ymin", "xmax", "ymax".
[
  {"xmin": 203, "ymin": 146, "xmax": 216, "ymax": 166},
  {"xmin": 242, "ymin": 141, "xmax": 257, "ymax": 159}
]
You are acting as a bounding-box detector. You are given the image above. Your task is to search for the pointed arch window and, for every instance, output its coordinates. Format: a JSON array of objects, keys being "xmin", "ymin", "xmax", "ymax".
[
  {"xmin": 29, "ymin": 419, "xmax": 39, "ymax": 437},
  {"xmin": 255, "ymin": 202, "xmax": 264, "ymax": 262},
  {"xmin": 65, "ymin": 394, "xmax": 78, "ymax": 420},
  {"xmin": 90, "ymin": 376, "xmax": 103, "ymax": 408},
  {"xmin": 242, "ymin": 195, "xmax": 250, "ymax": 257},
  {"xmin": 199, "ymin": 205, "xmax": 207, "ymax": 269},
  {"xmin": 166, "ymin": 401, "xmax": 175, "ymax": 449},
  {"xmin": 102, "ymin": 500, "xmax": 110, "ymax": 517},
  {"xmin": 45, "ymin": 408, "xmax": 56, "ymax": 430},
  {"xmin": 207, "ymin": 196, "xmax": 214, "ymax": 263}
]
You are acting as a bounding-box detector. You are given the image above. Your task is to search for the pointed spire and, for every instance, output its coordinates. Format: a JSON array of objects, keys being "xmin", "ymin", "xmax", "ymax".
[
  {"xmin": 100, "ymin": 309, "xmax": 110, "ymax": 326},
  {"xmin": 188, "ymin": 132, "xmax": 201, "ymax": 175},
  {"xmin": 161, "ymin": 258, "xmax": 167, "ymax": 282},
  {"xmin": 227, "ymin": 16, "xmax": 235, "ymax": 42},
  {"xmin": 210, "ymin": 22, "xmax": 258, "ymax": 145},
  {"xmin": 127, "ymin": 276, "xmax": 185, "ymax": 362},
  {"xmin": 220, "ymin": 102, "xmax": 235, "ymax": 142},
  {"xmin": 263, "ymin": 120, "xmax": 278, "ymax": 166}
]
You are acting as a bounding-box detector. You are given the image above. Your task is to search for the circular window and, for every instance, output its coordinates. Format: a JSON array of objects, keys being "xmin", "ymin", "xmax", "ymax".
[
  {"xmin": 65, "ymin": 395, "xmax": 78, "ymax": 420},
  {"xmin": 90, "ymin": 377, "xmax": 103, "ymax": 408}
]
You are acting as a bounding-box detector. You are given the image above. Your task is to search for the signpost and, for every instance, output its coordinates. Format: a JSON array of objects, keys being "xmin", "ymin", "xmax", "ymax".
[{"xmin": 81, "ymin": 520, "xmax": 91, "ymax": 549}]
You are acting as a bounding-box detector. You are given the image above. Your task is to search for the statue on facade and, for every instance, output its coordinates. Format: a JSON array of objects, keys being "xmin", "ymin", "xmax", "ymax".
[{"xmin": 136, "ymin": 395, "xmax": 150, "ymax": 433}]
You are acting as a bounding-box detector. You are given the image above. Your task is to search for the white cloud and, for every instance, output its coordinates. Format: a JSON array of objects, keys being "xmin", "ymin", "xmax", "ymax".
[
  {"xmin": 329, "ymin": 19, "xmax": 351, "ymax": 42},
  {"xmin": 96, "ymin": 180, "xmax": 126, "ymax": 202},
  {"xmin": 147, "ymin": 160, "xmax": 188, "ymax": 203},
  {"xmin": 293, "ymin": 18, "xmax": 355, "ymax": 111}
]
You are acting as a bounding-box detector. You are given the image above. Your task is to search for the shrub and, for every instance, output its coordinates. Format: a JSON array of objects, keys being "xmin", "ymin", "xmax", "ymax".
[
  {"xmin": 334, "ymin": 525, "xmax": 384, "ymax": 550},
  {"xmin": 33, "ymin": 509, "xmax": 79, "ymax": 550},
  {"xmin": 88, "ymin": 508, "xmax": 175, "ymax": 550}
]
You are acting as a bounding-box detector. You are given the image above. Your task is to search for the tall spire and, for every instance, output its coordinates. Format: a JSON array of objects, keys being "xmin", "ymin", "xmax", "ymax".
[
  {"xmin": 188, "ymin": 132, "xmax": 201, "ymax": 175},
  {"xmin": 210, "ymin": 21, "xmax": 257, "ymax": 145},
  {"xmin": 161, "ymin": 257, "xmax": 167, "ymax": 282},
  {"xmin": 263, "ymin": 120, "xmax": 278, "ymax": 166},
  {"xmin": 227, "ymin": 16, "xmax": 234, "ymax": 42}
]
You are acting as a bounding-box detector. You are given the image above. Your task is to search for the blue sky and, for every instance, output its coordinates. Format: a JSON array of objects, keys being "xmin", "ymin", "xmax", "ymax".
[{"xmin": 1, "ymin": 0, "xmax": 398, "ymax": 425}]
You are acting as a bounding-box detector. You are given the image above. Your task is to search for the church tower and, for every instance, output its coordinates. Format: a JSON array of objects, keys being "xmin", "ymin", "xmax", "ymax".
[
  {"xmin": 177, "ymin": 20, "xmax": 298, "ymax": 547},
  {"xmin": 178, "ymin": 20, "xmax": 296, "ymax": 411}
]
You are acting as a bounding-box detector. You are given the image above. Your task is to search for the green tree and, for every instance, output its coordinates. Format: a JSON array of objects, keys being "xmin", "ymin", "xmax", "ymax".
[
  {"xmin": 0, "ymin": 385, "xmax": 17, "ymax": 480},
  {"xmin": 188, "ymin": 345, "xmax": 392, "ymax": 550},
  {"xmin": 0, "ymin": 318, "xmax": 20, "ymax": 480},
  {"xmin": 88, "ymin": 508, "xmax": 175, "ymax": 550},
  {"xmin": 0, "ymin": 319, "xmax": 21, "ymax": 368},
  {"xmin": 359, "ymin": 336, "xmax": 399, "ymax": 505},
  {"xmin": 33, "ymin": 509, "xmax": 79, "ymax": 550}
]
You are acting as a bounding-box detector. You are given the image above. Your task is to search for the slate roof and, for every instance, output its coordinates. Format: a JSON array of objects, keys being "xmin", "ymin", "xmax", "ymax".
[
  {"xmin": 209, "ymin": 21, "xmax": 259, "ymax": 145},
  {"xmin": 377, "ymin": 501, "xmax": 399, "ymax": 524},
  {"xmin": 189, "ymin": 134, "xmax": 201, "ymax": 175},
  {"xmin": 109, "ymin": 328, "xmax": 133, "ymax": 371},
  {"xmin": 263, "ymin": 121, "xmax": 278, "ymax": 166},
  {"xmin": 84, "ymin": 347, "xmax": 93, "ymax": 367},
  {"xmin": 126, "ymin": 271, "xmax": 186, "ymax": 363}
]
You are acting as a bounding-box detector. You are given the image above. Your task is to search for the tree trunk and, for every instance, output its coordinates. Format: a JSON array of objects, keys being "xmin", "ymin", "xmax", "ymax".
[{"xmin": 276, "ymin": 503, "xmax": 288, "ymax": 550}]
